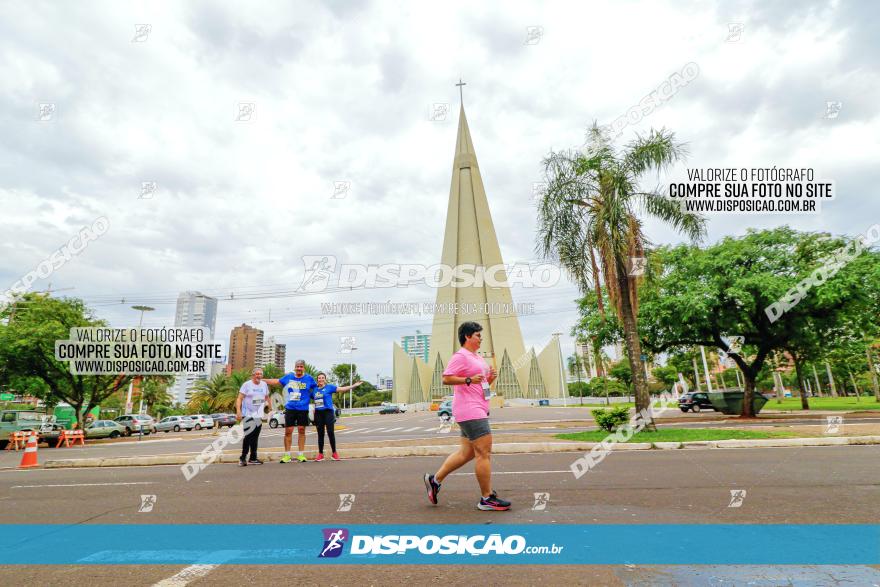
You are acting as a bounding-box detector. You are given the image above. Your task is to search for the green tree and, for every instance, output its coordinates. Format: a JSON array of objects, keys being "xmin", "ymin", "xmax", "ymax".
[
  {"xmin": 537, "ymin": 124, "xmax": 706, "ymax": 429},
  {"xmin": 188, "ymin": 373, "xmax": 235, "ymax": 412},
  {"xmin": 652, "ymin": 364, "xmax": 678, "ymax": 388},
  {"xmin": 638, "ymin": 227, "xmax": 880, "ymax": 416},
  {"xmin": 609, "ymin": 358, "xmax": 632, "ymax": 392},
  {"xmin": 0, "ymin": 294, "xmax": 133, "ymax": 427}
]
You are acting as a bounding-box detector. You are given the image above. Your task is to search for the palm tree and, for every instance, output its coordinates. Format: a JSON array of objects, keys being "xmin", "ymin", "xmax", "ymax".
[
  {"xmin": 140, "ymin": 375, "xmax": 175, "ymax": 412},
  {"xmin": 537, "ymin": 124, "xmax": 706, "ymax": 429},
  {"xmin": 188, "ymin": 373, "xmax": 236, "ymax": 412}
]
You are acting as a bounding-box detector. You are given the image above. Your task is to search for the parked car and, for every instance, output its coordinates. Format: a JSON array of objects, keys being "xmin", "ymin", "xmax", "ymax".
[
  {"xmin": 210, "ymin": 413, "xmax": 236, "ymax": 428},
  {"xmin": 379, "ymin": 404, "xmax": 401, "ymax": 415},
  {"xmin": 156, "ymin": 415, "xmax": 196, "ymax": 432},
  {"xmin": 678, "ymin": 392, "xmax": 716, "ymax": 413},
  {"xmin": 189, "ymin": 414, "xmax": 215, "ymax": 430},
  {"xmin": 114, "ymin": 414, "xmax": 156, "ymax": 436},
  {"xmin": 268, "ymin": 410, "xmax": 284, "ymax": 428},
  {"xmin": 268, "ymin": 406, "xmax": 320, "ymax": 428},
  {"xmin": 85, "ymin": 420, "xmax": 126, "ymax": 439},
  {"xmin": 437, "ymin": 399, "xmax": 453, "ymax": 421},
  {"xmin": 0, "ymin": 410, "xmax": 56, "ymax": 449}
]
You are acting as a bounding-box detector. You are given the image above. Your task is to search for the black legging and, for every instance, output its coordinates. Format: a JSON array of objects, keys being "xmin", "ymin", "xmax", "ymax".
[
  {"xmin": 241, "ymin": 418, "xmax": 261, "ymax": 460},
  {"xmin": 315, "ymin": 411, "xmax": 336, "ymax": 454}
]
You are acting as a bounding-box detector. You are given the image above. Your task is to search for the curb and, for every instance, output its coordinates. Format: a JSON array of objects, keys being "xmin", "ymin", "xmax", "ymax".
[{"xmin": 41, "ymin": 435, "xmax": 880, "ymax": 469}]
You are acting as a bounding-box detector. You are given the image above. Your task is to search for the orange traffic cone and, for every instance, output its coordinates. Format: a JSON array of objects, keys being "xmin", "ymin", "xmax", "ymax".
[{"xmin": 19, "ymin": 434, "xmax": 39, "ymax": 468}]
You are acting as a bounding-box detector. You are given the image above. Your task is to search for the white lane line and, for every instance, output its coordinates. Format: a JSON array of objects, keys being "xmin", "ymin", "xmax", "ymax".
[
  {"xmin": 11, "ymin": 481, "xmax": 158, "ymax": 489},
  {"xmin": 403, "ymin": 427, "xmax": 423, "ymax": 432},
  {"xmin": 365, "ymin": 428, "xmax": 386, "ymax": 433},
  {"xmin": 383, "ymin": 427, "xmax": 404, "ymax": 432},
  {"xmin": 450, "ymin": 470, "xmax": 571, "ymax": 476},
  {"xmin": 153, "ymin": 564, "xmax": 218, "ymax": 586}
]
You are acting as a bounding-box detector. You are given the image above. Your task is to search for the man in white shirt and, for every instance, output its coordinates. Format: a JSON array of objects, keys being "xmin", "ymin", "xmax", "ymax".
[{"xmin": 236, "ymin": 367, "xmax": 273, "ymax": 466}]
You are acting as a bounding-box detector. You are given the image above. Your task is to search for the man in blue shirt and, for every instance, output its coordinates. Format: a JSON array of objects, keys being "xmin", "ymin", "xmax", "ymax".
[{"xmin": 264, "ymin": 359, "xmax": 316, "ymax": 463}]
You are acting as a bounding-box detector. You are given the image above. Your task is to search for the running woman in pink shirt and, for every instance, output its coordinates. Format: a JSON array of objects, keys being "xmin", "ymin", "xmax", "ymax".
[{"xmin": 423, "ymin": 321, "xmax": 511, "ymax": 511}]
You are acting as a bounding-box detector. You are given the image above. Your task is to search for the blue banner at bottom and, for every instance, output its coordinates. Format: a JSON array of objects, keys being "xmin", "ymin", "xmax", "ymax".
[{"xmin": 0, "ymin": 524, "xmax": 877, "ymax": 565}]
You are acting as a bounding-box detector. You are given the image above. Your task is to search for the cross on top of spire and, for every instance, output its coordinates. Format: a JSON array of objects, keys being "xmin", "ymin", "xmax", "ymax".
[{"xmin": 456, "ymin": 78, "xmax": 466, "ymax": 105}]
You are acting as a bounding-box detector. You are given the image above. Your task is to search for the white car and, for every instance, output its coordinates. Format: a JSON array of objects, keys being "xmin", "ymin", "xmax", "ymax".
[
  {"xmin": 268, "ymin": 405, "xmax": 316, "ymax": 428},
  {"xmin": 189, "ymin": 414, "xmax": 214, "ymax": 430},
  {"xmin": 156, "ymin": 415, "xmax": 195, "ymax": 432}
]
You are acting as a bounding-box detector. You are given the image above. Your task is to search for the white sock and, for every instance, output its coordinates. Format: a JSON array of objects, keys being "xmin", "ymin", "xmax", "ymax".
[{"xmin": 298, "ymin": 451, "xmax": 304, "ymax": 457}]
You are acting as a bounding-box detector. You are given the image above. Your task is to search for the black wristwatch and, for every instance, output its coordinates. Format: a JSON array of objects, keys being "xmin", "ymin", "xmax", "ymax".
[{"xmin": 465, "ymin": 377, "xmax": 472, "ymax": 385}]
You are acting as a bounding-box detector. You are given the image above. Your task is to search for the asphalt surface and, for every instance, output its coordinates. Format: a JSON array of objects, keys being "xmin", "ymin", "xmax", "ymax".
[
  {"xmin": 4, "ymin": 407, "xmax": 879, "ymax": 469},
  {"xmin": 1, "ymin": 446, "xmax": 879, "ymax": 585}
]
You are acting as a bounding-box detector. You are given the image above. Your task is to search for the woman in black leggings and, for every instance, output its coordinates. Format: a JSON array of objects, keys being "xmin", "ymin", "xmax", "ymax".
[{"xmin": 313, "ymin": 373, "xmax": 362, "ymax": 461}]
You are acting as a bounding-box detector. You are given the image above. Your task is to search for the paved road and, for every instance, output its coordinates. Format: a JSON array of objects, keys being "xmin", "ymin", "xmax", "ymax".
[
  {"xmin": 1, "ymin": 445, "xmax": 878, "ymax": 585},
  {"xmin": 4, "ymin": 408, "xmax": 879, "ymax": 468}
]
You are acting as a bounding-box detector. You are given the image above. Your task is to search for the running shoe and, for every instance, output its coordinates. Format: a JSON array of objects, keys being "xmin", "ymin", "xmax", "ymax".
[
  {"xmin": 331, "ymin": 452, "xmax": 340, "ymax": 461},
  {"xmin": 423, "ymin": 473, "xmax": 440, "ymax": 505},
  {"xmin": 247, "ymin": 458, "xmax": 263, "ymax": 465},
  {"xmin": 314, "ymin": 453, "xmax": 325, "ymax": 462},
  {"xmin": 279, "ymin": 454, "xmax": 292, "ymax": 464},
  {"xmin": 477, "ymin": 491, "xmax": 511, "ymax": 511},
  {"xmin": 238, "ymin": 457, "xmax": 247, "ymax": 467},
  {"xmin": 296, "ymin": 454, "xmax": 308, "ymax": 463}
]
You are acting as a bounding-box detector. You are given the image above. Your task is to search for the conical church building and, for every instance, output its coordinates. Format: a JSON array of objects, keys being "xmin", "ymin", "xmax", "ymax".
[{"xmin": 392, "ymin": 104, "xmax": 564, "ymax": 405}]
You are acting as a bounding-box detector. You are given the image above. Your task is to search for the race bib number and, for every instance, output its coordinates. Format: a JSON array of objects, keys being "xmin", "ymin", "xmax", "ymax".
[
  {"xmin": 288, "ymin": 390, "xmax": 301, "ymax": 402},
  {"xmin": 482, "ymin": 380, "xmax": 491, "ymax": 400},
  {"xmin": 315, "ymin": 393, "xmax": 324, "ymax": 408}
]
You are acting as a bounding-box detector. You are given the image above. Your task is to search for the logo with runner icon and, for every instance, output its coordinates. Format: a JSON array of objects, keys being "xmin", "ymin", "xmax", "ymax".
[{"xmin": 318, "ymin": 528, "xmax": 349, "ymax": 558}]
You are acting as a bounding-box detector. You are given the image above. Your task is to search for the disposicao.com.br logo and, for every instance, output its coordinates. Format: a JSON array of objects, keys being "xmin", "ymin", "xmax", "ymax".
[{"xmin": 319, "ymin": 528, "xmax": 563, "ymax": 557}]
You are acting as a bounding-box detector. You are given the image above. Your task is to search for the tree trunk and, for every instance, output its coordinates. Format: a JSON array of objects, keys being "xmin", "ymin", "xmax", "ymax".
[
  {"xmin": 867, "ymin": 343, "xmax": 880, "ymax": 402},
  {"xmin": 773, "ymin": 371, "xmax": 784, "ymax": 403},
  {"xmin": 812, "ymin": 364, "xmax": 823, "ymax": 397},
  {"xmin": 848, "ymin": 370, "xmax": 861, "ymax": 402},
  {"xmin": 692, "ymin": 357, "xmax": 701, "ymax": 391},
  {"xmin": 825, "ymin": 362, "xmax": 838, "ymax": 397},
  {"xmin": 795, "ymin": 360, "xmax": 809, "ymax": 410},
  {"xmin": 615, "ymin": 261, "xmax": 654, "ymax": 430},
  {"xmin": 741, "ymin": 374, "xmax": 756, "ymax": 417}
]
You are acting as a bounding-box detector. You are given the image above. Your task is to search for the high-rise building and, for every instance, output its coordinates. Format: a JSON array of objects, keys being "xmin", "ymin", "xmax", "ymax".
[
  {"xmin": 392, "ymin": 103, "xmax": 562, "ymax": 404},
  {"xmin": 229, "ymin": 324, "xmax": 264, "ymax": 373},
  {"xmin": 378, "ymin": 376, "xmax": 393, "ymax": 390},
  {"xmin": 400, "ymin": 331, "xmax": 430, "ymax": 363},
  {"xmin": 170, "ymin": 291, "xmax": 218, "ymax": 404},
  {"xmin": 258, "ymin": 336, "xmax": 287, "ymax": 371}
]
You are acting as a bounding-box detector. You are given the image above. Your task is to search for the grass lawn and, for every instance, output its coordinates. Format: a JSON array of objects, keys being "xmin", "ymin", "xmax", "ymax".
[
  {"xmin": 765, "ymin": 397, "xmax": 880, "ymax": 412},
  {"xmin": 556, "ymin": 428, "xmax": 797, "ymax": 443}
]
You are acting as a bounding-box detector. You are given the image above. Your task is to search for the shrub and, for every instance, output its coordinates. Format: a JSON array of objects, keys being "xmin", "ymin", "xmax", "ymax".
[{"xmin": 591, "ymin": 406, "xmax": 631, "ymax": 432}]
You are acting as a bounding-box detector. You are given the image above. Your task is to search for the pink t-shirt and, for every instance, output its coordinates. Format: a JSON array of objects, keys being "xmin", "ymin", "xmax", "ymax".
[{"xmin": 443, "ymin": 347, "xmax": 490, "ymax": 422}]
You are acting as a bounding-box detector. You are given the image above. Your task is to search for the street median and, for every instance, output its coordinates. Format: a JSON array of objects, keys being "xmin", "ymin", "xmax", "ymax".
[{"xmin": 40, "ymin": 435, "xmax": 880, "ymax": 469}]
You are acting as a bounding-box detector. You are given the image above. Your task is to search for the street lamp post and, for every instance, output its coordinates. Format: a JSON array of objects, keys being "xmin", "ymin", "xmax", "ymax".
[
  {"xmin": 129, "ymin": 306, "xmax": 154, "ymax": 441},
  {"xmin": 553, "ymin": 332, "xmax": 567, "ymax": 408},
  {"xmin": 349, "ymin": 346, "xmax": 358, "ymax": 410}
]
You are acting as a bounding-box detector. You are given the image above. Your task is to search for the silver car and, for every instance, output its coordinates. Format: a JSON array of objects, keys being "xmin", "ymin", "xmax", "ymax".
[{"xmin": 156, "ymin": 415, "xmax": 195, "ymax": 433}]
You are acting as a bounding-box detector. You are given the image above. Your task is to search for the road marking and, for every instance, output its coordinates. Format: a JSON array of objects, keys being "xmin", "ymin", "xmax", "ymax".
[
  {"xmin": 11, "ymin": 481, "xmax": 158, "ymax": 489},
  {"xmin": 450, "ymin": 470, "xmax": 571, "ymax": 476},
  {"xmin": 383, "ymin": 427, "xmax": 404, "ymax": 432},
  {"xmin": 366, "ymin": 428, "xmax": 386, "ymax": 433},
  {"xmin": 153, "ymin": 564, "xmax": 218, "ymax": 586},
  {"xmin": 403, "ymin": 427, "xmax": 423, "ymax": 432}
]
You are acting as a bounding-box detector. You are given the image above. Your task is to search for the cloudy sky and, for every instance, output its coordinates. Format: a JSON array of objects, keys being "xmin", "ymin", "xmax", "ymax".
[{"xmin": 1, "ymin": 0, "xmax": 877, "ymax": 380}]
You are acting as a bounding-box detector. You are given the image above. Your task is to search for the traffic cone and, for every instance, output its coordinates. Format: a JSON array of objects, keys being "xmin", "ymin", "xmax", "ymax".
[{"xmin": 19, "ymin": 434, "xmax": 39, "ymax": 468}]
